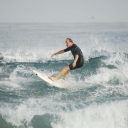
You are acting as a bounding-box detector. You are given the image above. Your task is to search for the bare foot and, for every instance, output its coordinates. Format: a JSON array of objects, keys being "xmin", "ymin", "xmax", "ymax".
[
  {"xmin": 48, "ymin": 77, "xmax": 57, "ymax": 82},
  {"xmin": 63, "ymin": 78, "xmax": 66, "ymax": 81}
]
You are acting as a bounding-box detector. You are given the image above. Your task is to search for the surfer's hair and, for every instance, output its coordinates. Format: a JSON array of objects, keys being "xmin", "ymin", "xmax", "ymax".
[{"xmin": 67, "ymin": 38, "xmax": 73, "ymax": 43}]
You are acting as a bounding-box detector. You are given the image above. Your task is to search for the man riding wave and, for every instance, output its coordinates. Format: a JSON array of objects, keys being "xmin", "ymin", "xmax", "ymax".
[{"xmin": 49, "ymin": 38, "xmax": 84, "ymax": 81}]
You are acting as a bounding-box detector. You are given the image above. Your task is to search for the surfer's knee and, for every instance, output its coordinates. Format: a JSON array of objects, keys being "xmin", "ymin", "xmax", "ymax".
[{"xmin": 64, "ymin": 66, "xmax": 70, "ymax": 71}]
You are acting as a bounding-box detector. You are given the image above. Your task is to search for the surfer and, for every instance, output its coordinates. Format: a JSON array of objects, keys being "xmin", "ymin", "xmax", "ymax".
[{"xmin": 49, "ymin": 38, "xmax": 84, "ymax": 81}]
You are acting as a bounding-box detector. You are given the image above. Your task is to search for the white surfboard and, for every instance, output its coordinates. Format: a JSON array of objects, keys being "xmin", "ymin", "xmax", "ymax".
[
  {"xmin": 31, "ymin": 68, "xmax": 68, "ymax": 88},
  {"xmin": 32, "ymin": 69, "xmax": 54, "ymax": 84}
]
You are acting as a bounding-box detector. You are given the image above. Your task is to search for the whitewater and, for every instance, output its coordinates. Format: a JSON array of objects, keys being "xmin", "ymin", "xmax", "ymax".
[{"xmin": 0, "ymin": 23, "xmax": 128, "ymax": 128}]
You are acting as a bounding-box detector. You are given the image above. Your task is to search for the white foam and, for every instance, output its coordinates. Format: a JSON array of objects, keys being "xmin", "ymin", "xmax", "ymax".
[
  {"xmin": 0, "ymin": 81, "xmax": 20, "ymax": 88},
  {"xmin": 84, "ymin": 67, "xmax": 127, "ymax": 85},
  {"xmin": 0, "ymin": 92, "xmax": 128, "ymax": 128},
  {"xmin": 52, "ymin": 100, "xmax": 128, "ymax": 128},
  {"xmin": 9, "ymin": 65, "xmax": 34, "ymax": 85},
  {"xmin": 103, "ymin": 53, "xmax": 128, "ymax": 80},
  {"xmin": 0, "ymin": 65, "xmax": 34, "ymax": 89},
  {"xmin": 0, "ymin": 98, "xmax": 61, "ymax": 127},
  {"xmin": 0, "ymin": 42, "xmax": 127, "ymax": 63},
  {"xmin": 0, "ymin": 99, "xmax": 43, "ymax": 127}
]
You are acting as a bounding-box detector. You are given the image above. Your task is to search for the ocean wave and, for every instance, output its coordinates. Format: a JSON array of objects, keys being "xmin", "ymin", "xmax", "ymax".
[
  {"xmin": 0, "ymin": 50, "xmax": 127, "ymax": 64},
  {"xmin": 0, "ymin": 98, "xmax": 128, "ymax": 128},
  {"xmin": 0, "ymin": 23, "xmax": 128, "ymax": 128}
]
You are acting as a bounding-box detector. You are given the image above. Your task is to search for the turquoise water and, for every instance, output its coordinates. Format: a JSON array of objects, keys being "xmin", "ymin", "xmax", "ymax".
[{"xmin": 0, "ymin": 23, "xmax": 128, "ymax": 128}]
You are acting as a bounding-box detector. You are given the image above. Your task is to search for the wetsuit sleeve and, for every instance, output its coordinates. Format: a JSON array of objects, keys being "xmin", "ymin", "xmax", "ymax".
[
  {"xmin": 74, "ymin": 47, "xmax": 80, "ymax": 55},
  {"xmin": 64, "ymin": 47, "xmax": 71, "ymax": 52}
]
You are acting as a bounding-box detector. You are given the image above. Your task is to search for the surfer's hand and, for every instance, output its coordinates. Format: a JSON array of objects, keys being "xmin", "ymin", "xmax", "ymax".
[
  {"xmin": 72, "ymin": 62, "xmax": 76, "ymax": 68},
  {"xmin": 51, "ymin": 54, "xmax": 55, "ymax": 58}
]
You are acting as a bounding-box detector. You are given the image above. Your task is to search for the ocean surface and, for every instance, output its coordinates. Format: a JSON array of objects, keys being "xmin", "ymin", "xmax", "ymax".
[{"xmin": 0, "ymin": 23, "xmax": 128, "ymax": 128}]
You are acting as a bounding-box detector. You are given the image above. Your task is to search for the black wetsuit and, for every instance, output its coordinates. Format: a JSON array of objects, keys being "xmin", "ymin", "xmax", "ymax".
[{"xmin": 64, "ymin": 44, "xmax": 84, "ymax": 70}]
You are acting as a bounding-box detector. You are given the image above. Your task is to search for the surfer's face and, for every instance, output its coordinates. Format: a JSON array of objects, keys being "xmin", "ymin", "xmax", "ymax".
[{"xmin": 66, "ymin": 39, "xmax": 73, "ymax": 47}]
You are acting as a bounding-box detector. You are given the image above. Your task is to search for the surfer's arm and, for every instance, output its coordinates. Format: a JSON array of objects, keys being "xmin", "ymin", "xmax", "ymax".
[
  {"xmin": 51, "ymin": 50, "xmax": 64, "ymax": 58},
  {"xmin": 72, "ymin": 54, "xmax": 79, "ymax": 67}
]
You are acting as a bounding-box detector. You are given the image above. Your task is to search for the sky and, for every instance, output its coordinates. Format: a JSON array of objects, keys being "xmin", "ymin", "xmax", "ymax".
[{"xmin": 0, "ymin": 0, "xmax": 128, "ymax": 23}]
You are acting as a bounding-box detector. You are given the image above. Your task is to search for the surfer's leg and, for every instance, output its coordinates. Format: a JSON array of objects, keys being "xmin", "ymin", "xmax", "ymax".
[
  {"xmin": 49, "ymin": 66, "xmax": 70, "ymax": 81},
  {"xmin": 63, "ymin": 70, "xmax": 69, "ymax": 80}
]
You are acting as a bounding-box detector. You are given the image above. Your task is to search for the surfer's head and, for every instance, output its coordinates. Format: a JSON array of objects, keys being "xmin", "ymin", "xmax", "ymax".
[{"xmin": 66, "ymin": 38, "xmax": 73, "ymax": 47}]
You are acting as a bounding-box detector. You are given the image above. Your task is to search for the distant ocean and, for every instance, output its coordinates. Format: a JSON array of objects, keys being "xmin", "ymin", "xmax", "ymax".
[{"xmin": 0, "ymin": 23, "xmax": 128, "ymax": 128}]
